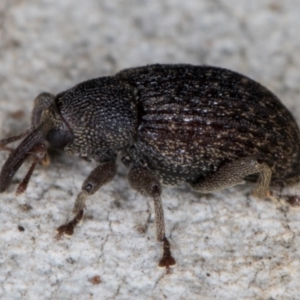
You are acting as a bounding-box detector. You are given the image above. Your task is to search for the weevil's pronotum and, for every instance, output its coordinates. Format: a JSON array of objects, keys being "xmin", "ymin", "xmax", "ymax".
[{"xmin": 1, "ymin": 64, "xmax": 300, "ymax": 269}]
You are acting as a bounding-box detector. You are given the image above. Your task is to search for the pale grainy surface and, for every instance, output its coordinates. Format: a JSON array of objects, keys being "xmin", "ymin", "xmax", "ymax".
[{"xmin": 1, "ymin": 1, "xmax": 300, "ymax": 299}]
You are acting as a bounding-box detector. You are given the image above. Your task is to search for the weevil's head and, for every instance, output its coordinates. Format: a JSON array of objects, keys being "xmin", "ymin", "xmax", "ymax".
[
  {"xmin": 0, "ymin": 76, "xmax": 137, "ymax": 193},
  {"xmin": 0, "ymin": 94, "xmax": 74, "ymax": 193}
]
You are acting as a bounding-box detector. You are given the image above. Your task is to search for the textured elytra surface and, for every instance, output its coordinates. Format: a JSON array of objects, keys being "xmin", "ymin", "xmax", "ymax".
[{"xmin": 117, "ymin": 64, "xmax": 300, "ymax": 185}]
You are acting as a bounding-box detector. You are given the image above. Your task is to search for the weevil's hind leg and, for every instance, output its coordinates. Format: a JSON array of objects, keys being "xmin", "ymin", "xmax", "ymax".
[
  {"xmin": 128, "ymin": 167, "xmax": 176, "ymax": 271},
  {"xmin": 190, "ymin": 157, "xmax": 272, "ymax": 199},
  {"xmin": 56, "ymin": 161, "xmax": 117, "ymax": 239}
]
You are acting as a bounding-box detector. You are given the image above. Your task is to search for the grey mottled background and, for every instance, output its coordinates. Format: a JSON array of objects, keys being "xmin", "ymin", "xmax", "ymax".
[{"xmin": 1, "ymin": 1, "xmax": 300, "ymax": 299}]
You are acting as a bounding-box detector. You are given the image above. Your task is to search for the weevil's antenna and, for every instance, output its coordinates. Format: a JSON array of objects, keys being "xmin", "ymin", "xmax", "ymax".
[
  {"xmin": 0, "ymin": 126, "xmax": 44, "ymax": 193},
  {"xmin": 0, "ymin": 128, "xmax": 32, "ymax": 152}
]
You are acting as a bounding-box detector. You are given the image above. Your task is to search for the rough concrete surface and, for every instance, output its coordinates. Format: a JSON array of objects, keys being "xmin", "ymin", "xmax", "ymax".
[{"xmin": 0, "ymin": 1, "xmax": 300, "ymax": 299}]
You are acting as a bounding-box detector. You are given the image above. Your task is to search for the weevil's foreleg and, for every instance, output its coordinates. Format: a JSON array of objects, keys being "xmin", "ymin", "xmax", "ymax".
[
  {"xmin": 128, "ymin": 167, "xmax": 176, "ymax": 271},
  {"xmin": 190, "ymin": 157, "xmax": 272, "ymax": 199},
  {"xmin": 56, "ymin": 161, "xmax": 117, "ymax": 239},
  {"xmin": 16, "ymin": 143, "xmax": 47, "ymax": 195}
]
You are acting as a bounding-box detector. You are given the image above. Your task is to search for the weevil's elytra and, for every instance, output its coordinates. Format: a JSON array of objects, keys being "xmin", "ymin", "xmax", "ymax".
[{"xmin": 1, "ymin": 64, "xmax": 300, "ymax": 270}]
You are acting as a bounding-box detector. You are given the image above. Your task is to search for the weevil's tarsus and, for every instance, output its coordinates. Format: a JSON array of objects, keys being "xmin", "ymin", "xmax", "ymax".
[
  {"xmin": 56, "ymin": 161, "xmax": 117, "ymax": 238},
  {"xmin": 269, "ymin": 190, "xmax": 300, "ymax": 207},
  {"xmin": 56, "ymin": 209, "xmax": 84, "ymax": 239},
  {"xmin": 159, "ymin": 237, "xmax": 176, "ymax": 271},
  {"xmin": 128, "ymin": 167, "xmax": 176, "ymax": 270},
  {"xmin": 16, "ymin": 143, "xmax": 47, "ymax": 195},
  {"xmin": 286, "ymin": 195, "xmax": 300, "ymax": 207}
]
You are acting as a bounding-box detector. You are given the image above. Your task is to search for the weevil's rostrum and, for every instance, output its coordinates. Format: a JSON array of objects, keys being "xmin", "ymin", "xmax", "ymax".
[{"xmin": 1, "ymin": 64, "xmax": 300, "ymax": 269}]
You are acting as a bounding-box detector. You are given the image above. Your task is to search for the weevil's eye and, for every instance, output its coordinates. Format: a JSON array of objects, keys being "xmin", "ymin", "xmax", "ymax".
[{"xmin": 46, "ymin": 128, "xmax": 73, "ymax": 149}]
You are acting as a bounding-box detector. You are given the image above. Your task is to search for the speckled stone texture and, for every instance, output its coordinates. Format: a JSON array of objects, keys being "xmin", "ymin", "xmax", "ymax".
[{"xmin": 1, "ymin": 1, "xmax": 300, "ymax": 299}]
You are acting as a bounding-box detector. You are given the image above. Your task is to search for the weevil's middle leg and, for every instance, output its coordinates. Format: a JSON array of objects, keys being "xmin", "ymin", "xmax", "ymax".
[
  {"xmin": 56, "ymin": 161, "xmax": 117, "ymax": 239},
  {"xmin": 128, "ymin": 167, "xmax": 176, "ymax": 271}
]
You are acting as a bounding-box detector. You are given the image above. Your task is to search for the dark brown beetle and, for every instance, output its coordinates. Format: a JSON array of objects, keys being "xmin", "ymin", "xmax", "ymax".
[{"xmin": 1, "ymin": 64, "xmax": 300, "ymax": 270}]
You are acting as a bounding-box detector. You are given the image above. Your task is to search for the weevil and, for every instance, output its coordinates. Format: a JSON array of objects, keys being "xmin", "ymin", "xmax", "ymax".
[{"xmin": 1, "ymin": 64, "xmax": 300, "ymax": 270}]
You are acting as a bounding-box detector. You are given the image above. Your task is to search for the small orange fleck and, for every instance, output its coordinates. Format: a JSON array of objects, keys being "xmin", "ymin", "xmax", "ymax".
[
  {"xmin": 10, "ymin": 110, "xmax": 25, "ymax": 120},
  {"xmin": 88, "ymin": 275, "xmax": 101, "ymax": 285}
]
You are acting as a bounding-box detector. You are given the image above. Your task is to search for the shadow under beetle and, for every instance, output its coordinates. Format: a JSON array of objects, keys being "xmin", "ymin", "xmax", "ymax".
[{"xmin": 1, "ymin": 64, "xmax": 300, "ymax": 270}]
